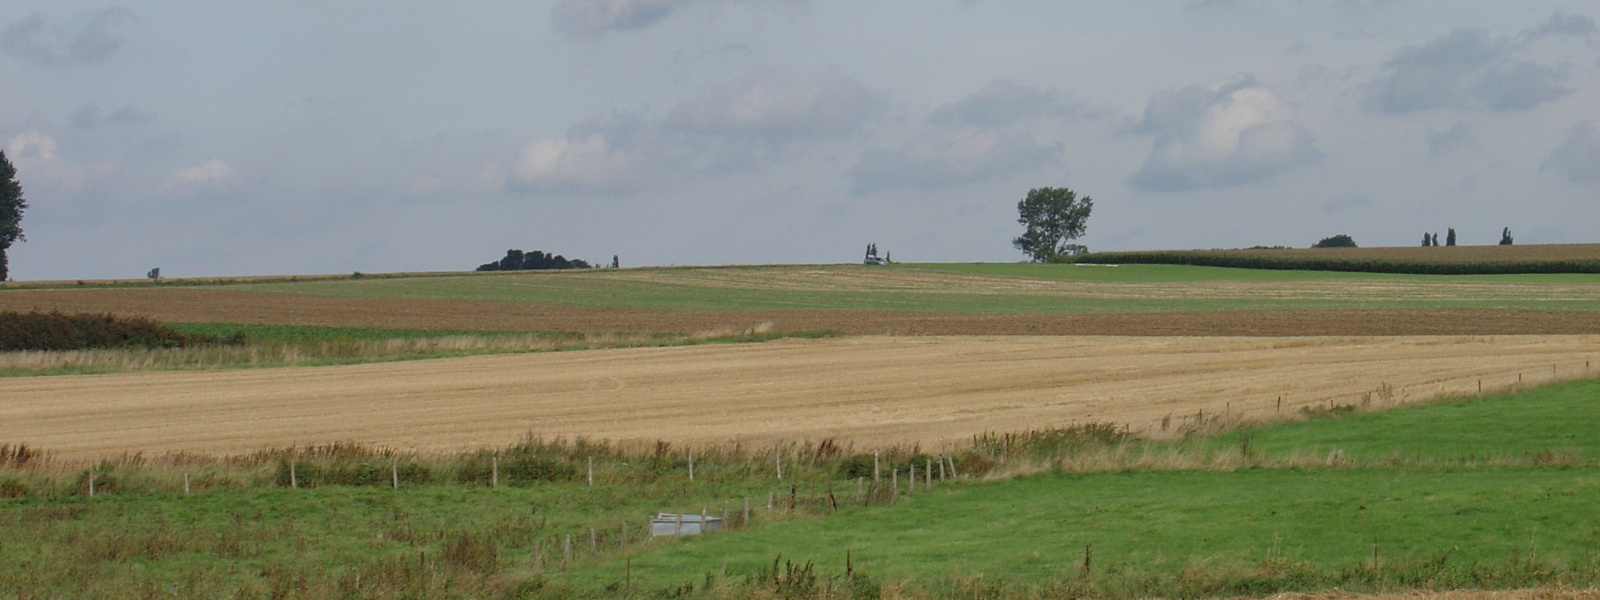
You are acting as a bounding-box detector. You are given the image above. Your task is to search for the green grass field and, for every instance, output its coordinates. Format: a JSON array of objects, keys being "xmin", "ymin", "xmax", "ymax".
[
  {"xmin": 3, "ymin": 377, "xmax": 1599, "ymax": 598},
  {"xmin": 193, "ymin": 263, "xmax": 1600, "ymax": 314}
]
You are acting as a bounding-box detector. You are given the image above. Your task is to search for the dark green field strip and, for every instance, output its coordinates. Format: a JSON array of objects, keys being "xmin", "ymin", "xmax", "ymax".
[
  {"xmin": 914, "ymin": 262, "xmax": 1600, "ymax": 284},
  {"xmin": 1211, "ymin": 377, "xmax": 1600, "ymax": 463},
  {"xmin": 165, "ymin": 322, "xmax": 544, "ymax": 342},
  {"xmin": 1069, "ymin": 246, "xmax": 1600, "ymax": 275},
  {"xmin": 199, "ymin": 264, "xmax": 1600, "ymax": 315},
  {"xmin": 568, "ymin": 466, "xmax": 1600, "ymax": 590}
]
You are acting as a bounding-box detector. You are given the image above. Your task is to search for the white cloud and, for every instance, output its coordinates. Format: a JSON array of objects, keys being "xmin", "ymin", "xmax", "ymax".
[
  {"xmin": 665, "ymin": 70, "xmax": 885, "ymax": 139},
  {"xmin": 506, "ymin": 113, "xmax": 662, "ymax": 193},
  {"xmin": 1125, "ymin": 75, "xmax": 1321, "ymax": 193},
  {"xmin": 161, "ymin": 159, "xmax": 238, "ymax": 198},
  {"xmin": 5, "ymin": 130, "xmax": 112, "ymax": 193},
  {"xmin": 6, "ymin": 131, "xmax": 59, "ymax": 162},
  {"xmin": 1541, "ymin": 122, "xmax": 1600, "ymax": 184},
  {"xmin": 850, "ymin": 127, "xmax": 1061, "ymax": 193},
  {"xmin": 1, "ymin": 9, "xmax": 135, "ymax": 66},
  {"xmin": 512, "ymin": 133, "xmax": 638, "ymax": 191}
]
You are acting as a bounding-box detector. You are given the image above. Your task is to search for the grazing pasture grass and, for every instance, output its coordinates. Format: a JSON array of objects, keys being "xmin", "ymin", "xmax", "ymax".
[
  {"xmin": 1208, "ymin": 377, "xmax": 1600, "ymax": 464},
  {"xmin": 568, "ymin": 466, "xmax": 1600, "ymax": 594},
  {"xmin": 195, "ymin": 263, "xmax": 1600, "ymax": 314}
]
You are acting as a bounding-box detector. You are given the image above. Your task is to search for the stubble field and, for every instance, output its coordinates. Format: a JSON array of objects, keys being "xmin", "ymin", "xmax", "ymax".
[{"xmin": 3, "ymin": 334, "xmax": 1596, "ymax": 459}]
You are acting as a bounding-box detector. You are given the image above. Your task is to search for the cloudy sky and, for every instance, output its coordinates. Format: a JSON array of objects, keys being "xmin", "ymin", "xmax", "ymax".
[{"xmin": 3, "ymin": 1, "xmax": 1598, "ymax": 279}]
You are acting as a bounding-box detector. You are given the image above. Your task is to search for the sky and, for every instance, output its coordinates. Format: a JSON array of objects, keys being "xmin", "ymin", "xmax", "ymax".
[{"xmin": 2, "ymin": 1, "xmax": 1598, "ymax": 280}]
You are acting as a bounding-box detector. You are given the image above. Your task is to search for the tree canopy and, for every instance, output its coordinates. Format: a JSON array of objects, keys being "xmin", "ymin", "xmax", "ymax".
[
  {"xmin": 1312, "ymin": 234, "xmax": 1357, "ymax": 248},
  {"xmin": 1012, "ymin": 186, "xmax": 1093, "ymax": 262},
  {"xmin": 0, "ymin": 151, "xmax": 26, "ymax": 281},
  {"xmin": 475, "ymin": 249, "xmax": 593, "ymax": 271}
]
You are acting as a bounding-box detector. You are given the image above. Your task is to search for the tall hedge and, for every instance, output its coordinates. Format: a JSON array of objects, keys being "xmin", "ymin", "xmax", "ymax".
[{"xmin": 0, "ymin": 311, "xmax": 219, "ymax": 351}]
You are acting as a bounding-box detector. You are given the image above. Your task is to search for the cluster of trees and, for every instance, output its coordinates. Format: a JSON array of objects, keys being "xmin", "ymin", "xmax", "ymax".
[
  {"xmin": 1312, "ymin": 234, "xmax": 1357, "ymax": 248},
  {"xmin": 0, "ymin": 151, "xmax": 26, "ymax": 282},
  {"xmin": 1421, "ymin": 227, "xmax": 1513, "ymax": 246},
  {"xmin": 475, "ymin": 249, "xmax": 595, "ymax": 271}
]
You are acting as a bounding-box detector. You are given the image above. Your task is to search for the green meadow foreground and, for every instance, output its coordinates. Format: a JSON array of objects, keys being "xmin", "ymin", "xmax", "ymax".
[{"xmin": 2, "ymin": 378, "xmax": 1599, "ymax": 599}]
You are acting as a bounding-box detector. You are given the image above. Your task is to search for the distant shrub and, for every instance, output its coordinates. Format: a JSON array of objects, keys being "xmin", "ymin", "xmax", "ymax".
[
  {"xmin": 275, "ymin": 460, "xmax": 433, "ymax": 487},
  {"xmin": 0, "ymin": 311, "xmax": 232, "ymax": 352},
  {"xmin": 1311, "ymin": 234, "xmax": 1357, "ymax": 248},
  {"xmin": 454, "ymin": 454, "xmax": 577, "ymax": 486},
  {"xmin": 475, "ymin": 248, "xmax": 593, "ymax": 271}
]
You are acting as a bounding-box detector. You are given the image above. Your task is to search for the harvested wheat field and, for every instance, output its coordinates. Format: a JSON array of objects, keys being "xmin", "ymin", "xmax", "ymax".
[{"xmin": 3, "ymin": 335, "xmax": 1596, "ymax": 459}]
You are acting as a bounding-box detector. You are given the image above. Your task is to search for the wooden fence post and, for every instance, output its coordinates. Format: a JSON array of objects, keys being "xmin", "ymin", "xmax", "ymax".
[
  {"xmin": 621, "ymin": 521, "xmax": 627, "ymax": 549},
  {"xmin": 492, "ymin": 456, "xmax": 499, "ymax": 488},
  {"xmin": 183, "ymin": 473, "xmax": 190, "ymax": 495},
  {"xmin": 688, "ymin": 451, "xmax": 694, "ymax": 482},
  {"xmin": 776, "ymin": 451, "xmax": 783, "ymax": 481},
  {"xmin": 892, "ymin": 469, "xmax": 898, "ymax": 497},
  {"xmin": 908, "ymin": 464, "xmax": 915, "ymax": 495},
  {"xmin": 587, "ymin": 456, "xmax": 594, "ymax": 487},
  {"xmin": 392, "ymin": 462, "xmax": 399, "ymax": 489},
  {"xmin": 743, "ymin": 496, "xmax": 750, "ymax": 525},
  {"xmin": 289, "ymin": 462, "xmax": 296, "ymax": 489},
  {"xmin": 926, "ymin": 458, "xmax": 932, "ymax": 490},
  {"xmin": 873, "ymin": 451, "xmax": 880, "ymax": 482},
  {"xmin": 563, "ymin": 534, "xmax": 571, "ymax": 568},
  {"xmin": 88, "ymin": 470, "xmax": 95, "ymax": 497}
]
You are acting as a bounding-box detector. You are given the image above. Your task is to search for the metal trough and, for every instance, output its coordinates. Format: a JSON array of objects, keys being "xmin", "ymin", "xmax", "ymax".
[{"xmin": 650, "ymin": 512, "xmax": 724, "ymax": 537}]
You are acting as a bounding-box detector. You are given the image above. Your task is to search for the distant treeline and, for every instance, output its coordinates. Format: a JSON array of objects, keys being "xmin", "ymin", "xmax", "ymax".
[
  {"xmin": 475, "ymin": 249, "xmax": 593, "ymax": 272},
  {"xmin": 0, "ymin": 311, "xmax": 232, "ymax": 351},
  {"xmin": 1066, "ymin": 246, "xmax": 1600, "ymax": 275}
]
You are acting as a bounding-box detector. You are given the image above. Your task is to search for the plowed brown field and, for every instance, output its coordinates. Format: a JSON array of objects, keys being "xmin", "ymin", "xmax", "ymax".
[
  {"xmin": 4, "ymin": 335, "xmax": 1596, "ymax": 459},
  {"xmin": 4, "ymin": 287, "xmax": 1600, "ymax": 335}
]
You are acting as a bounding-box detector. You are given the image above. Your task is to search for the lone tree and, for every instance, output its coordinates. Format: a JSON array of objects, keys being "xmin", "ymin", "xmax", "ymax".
[
  {"xmin": 1500, "ymin": 227, "xmax": 1514, "ymax": 246},
  {"xmin": 1012, "ymin": 186, "xmax": 1093, "ymax": 262},
  {"xmin": 1312, "ymin": 234, "xmax": 1357, "ymax": 248},
  {"xmin": 1446, "ymin": 228, "xmax": 1457, "ymax": 246},
  {"xmin": 0, "ymin": 151, "xmax": 26, "ymax": 281}
]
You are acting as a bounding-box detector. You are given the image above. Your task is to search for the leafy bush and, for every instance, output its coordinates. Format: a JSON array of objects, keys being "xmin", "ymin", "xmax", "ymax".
[
  {"xmin": 1312, "ymin": 234, "xmax": 1357, "ymax": 248},
  {"xmin": 274, "ymin": 460, "xmax": 433, "ymax": 487},
  {"xmin": 0, "ymin": 311, "xmax": 232, "ymax": 351}
]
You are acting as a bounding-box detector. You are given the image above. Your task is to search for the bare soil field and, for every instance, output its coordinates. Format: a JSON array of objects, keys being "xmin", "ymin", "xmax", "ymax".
[
  {"xmin": 3, "ymin": 335, "xmax": 1595, "ymax": 459},
  {"xmin": 4, "ymin": 287, "xmax": 1600, "ymax": 336}
]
